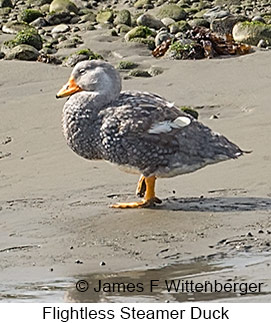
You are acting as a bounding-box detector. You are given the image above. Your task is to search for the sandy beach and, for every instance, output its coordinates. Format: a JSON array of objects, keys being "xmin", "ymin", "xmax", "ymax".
[{"xmin": 1, "ymin": 24, "xmax": 271, "ymax": 302}]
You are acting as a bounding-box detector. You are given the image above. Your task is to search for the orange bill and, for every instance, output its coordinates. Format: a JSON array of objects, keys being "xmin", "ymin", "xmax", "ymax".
[{"xmin": 56, "ymin": 77, "xmax": 82, "ymax": 98}]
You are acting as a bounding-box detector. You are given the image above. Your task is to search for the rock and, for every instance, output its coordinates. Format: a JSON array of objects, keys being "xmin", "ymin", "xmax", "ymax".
[
  {"xmin": 128, "ymin": 37, "xmax": 155, "ymax": 50},
  {"xmin": 161, "ymin": 17, "xmax": 175, "ymax": 27},
  {"xmin": 96, "ymin": 10, "xmax": 113, "ymax": 24},
  {"xmin": 64, "ymin": 48, "xmax": 103, "ymax": 66},
  {"xmin": 0, "ymin": 51, "xmax": 5, "ymax": 59},
  {"xmin": 116, "ymin": 24, "xmax": 131, "ymax": 34},
  {"xmin": 246, "ymin": 231, "xmax": 253, "ymax": 237},
  {"xmin": 85, "ymin": 24, "xmax": 96, "ymax": 31},
  {"xmin": 114, "ymin": 9, "xmax": 131, "ymax": 26},
  {"xmin": 49, "ymin": 0, "xmax": 78, "ymax": 14},
  {"xmin": 124, "ymin": 26, "xmax": 152, "ymax": 42},
  {"xmin": 203, "ymin": 6, "xmax": 230, "ymax": 21},
  {"xmin": 233, "ymin": 21, "xmax": 271, "ymax": 46},
  {"xmin": 78, "ymin": 7, "xmax": 92, "ymax": 15},
  {"xmin": 5, "ymin": 44, "xmax": 39, "ymax": 61},
  {"xmin": 52, "ymin": 23, "xmax": 70, "ymax": 33},
  {"xmin": 148, "ymin": 66, "xmax": 163, "ymax": 77},
  {"xmin": 155, "ymin": 28, "xmax": 171, "ymax": 47},
  {"xmin": 80, "ymin": 12, "xmax": 96, "ymax": 23},
  {"xmin": 189, "ymin": 19, "xmax": 210, "ymax": 28},
  {"xmin": 41, "ymin": 47, "xmax": 57, "ymax": 54},
  {"xmin": 70, "ymin": 16, "xmax": 81, "ymax": 24},
  {"xmin": 169, "ymin": 20, "xmax": 190, "ymax": 34},
  {"xmin": 30, "ymin": 17, "xmax": 48, "ymax": 28},
  {"xmin": 257, "ymin": 39, "xmax": 268, "ymax": 48},
  {"xmin": 178, "ymin": 0, "xmax": 191, "ymax": 7},
  {"xmin": 165, "ymin": 39, "xmax": 204, "ymax": 60},
  {"xmin": 19, "ymin": 9, "xmax": 43, "ymax": 24},
  {"xmin": 46, "ymin": 11, "xmax": 72, "ymax": 25},
  {"xmin": 71, "ymin": 26, "xmax": 79, "ymax": 32},
  {"xmin": 4, "ymin": 27, "xmax": 43, "ymax": 50},
  {"xmin": 41, "ymin": 4, "xmax": 50, "ymax": 13},
  {"xmin": 175, "ymin": 32, "xmax": 184, "ymax": 39},
  {"xmin": 57, "ymin": 36, "xmax": 83, "ymax": 48},
  {"xmin": 116, "ymin": 60, "xmax": 138, "ymax": 70},
  {"xmin": 180, "ymin": 106, "xmax": 199, "ymax": 119},
  {"xmin": 81, "ymin": 48, "xmax": 103, "ymax": 60},
  {"xmin": 111, "ymin": 29, "xmax": 118, "ymax": 37},
  {"xmin": 229, "ymin": 4, "xmax": 242, "ymax": 15},
  {"xmin": 137, "ymin": 13, "xmax": 164, "ymax": 30},
  {"xmin": 0, "ymin": 6, "xmax": 11, "ymax": 15},
  {"xmin": 193, "ymin": 9, "xmax": 207, "ymax": 19},
  {"xmin": 169, "ymin": 25, "xmax": 178, "ymax": 34},
  {"xmin": 211, "ymin": 15, "xmax": 247, "ymax": 35},
  {"xmin": 252, "ymin": 16, "xmax": 265, "ymax": 23},
  {"xmin": 210, "ymin": 114, "xmax": 219, "ymax": 119},
  {"xmin": 70, "ymin": 15, "xmax": 80, "ymax": 24},
  {"xmin": 0, "ymin": 0, "xmax": 13, "ymax": 8},
  {"xmin": 28, "ymin": 0, "xmax": 52, "ymax": 5},
  {"xmin": 128, "ymin": 69, "xmax": 151, "ymax": 77},
  {"xmin": 64, "ymin": 53, "xmax": 89, "ymax": 66},
  {"xmin": 134, "ymin": 0, "xmax": 151, "ymax": 9},
  {"xmin": 2, "ymin": 21, "xmax": 29, "ymax": 34},
  {"xmin": 157, "ymin": 4, "xmax": 187, "ymax": 21}
]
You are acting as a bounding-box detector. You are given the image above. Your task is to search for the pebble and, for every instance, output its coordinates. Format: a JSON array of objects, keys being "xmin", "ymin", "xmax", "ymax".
[
  {"xmin": 52, "ymin": 24, "xmax": 70, "ymax": 34},
  {"xmin": 5, "ymin": 44, "xmax": 40, "ymax": 61},
  {"xmin": 137, "ymin": 13, "xmax": 164, "ymax": 30},
  {"xmin": 0, "ymin": 0, "xmax": 268, "ymax": 64},
  {"xmin": 257, "ymin": 39, "xmax": 268, "ymax": 48},
  {"xmin": 252, "ymin": 15, "xmax": 265, "ymax": 23},
  {"xmin": 148, "ymin": 66, "xmax": 163, "ymax": 76},
  {"xmin": 161, "ymin": 17, "xmax": 175, "ymax": 27},
  {"xmin": 210, "ymin": 114, "xmax": 219, "ymax": 119},
  {"xmin": 128, "ymin": 69, "xmax": 151, "ymax": 77},
  {"xmin": 155, "ymin": 28, "xmax": 171, "ymax": 46},
  {"xmin": 30, "ymin": 17, "xmax": 48, "ymax": 28},
  {"xmin": 203, "ymin": 6, "xmax": 230, "ymax": 20}
]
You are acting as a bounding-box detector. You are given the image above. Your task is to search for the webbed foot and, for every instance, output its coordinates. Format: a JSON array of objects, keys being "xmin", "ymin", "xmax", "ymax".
[{"xmin": 111, "ymin": 176, "xmax": 162, "ymax": 209}]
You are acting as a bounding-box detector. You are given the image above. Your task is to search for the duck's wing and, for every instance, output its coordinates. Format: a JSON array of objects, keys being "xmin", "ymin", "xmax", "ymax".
[
  {"xmin": 100, "ymin": 91, "xmax": 186, "ymax": 148},
  {"xmin": 99, "ymin": 91, "xmax": 243, "ymax": 176}
]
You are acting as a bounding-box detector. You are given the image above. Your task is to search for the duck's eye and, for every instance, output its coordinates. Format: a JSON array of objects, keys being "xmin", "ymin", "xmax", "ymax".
[{"xmin": 79, "ymin": 69, "xmax": 86, "ymax": 74}]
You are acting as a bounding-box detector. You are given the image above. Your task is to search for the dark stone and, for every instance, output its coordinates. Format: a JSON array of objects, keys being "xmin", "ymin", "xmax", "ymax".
[{"xmin": 5, "ymin": 44, "xmax": 40, "ymax": 61}]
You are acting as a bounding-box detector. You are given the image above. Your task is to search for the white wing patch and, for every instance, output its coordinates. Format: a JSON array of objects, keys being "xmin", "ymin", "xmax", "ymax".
[
  {"xmin": 173, "ymin": 116, "xmax": 191, "ymax": 127},
  {"xmin": 148, "ymin": 116, "xmax": 191, "ymax": 134}
]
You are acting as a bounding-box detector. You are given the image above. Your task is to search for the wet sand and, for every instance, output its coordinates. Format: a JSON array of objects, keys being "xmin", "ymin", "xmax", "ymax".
[{"xmin": 0, "ymin": 35, "xmax": 271, "ymax": 301}]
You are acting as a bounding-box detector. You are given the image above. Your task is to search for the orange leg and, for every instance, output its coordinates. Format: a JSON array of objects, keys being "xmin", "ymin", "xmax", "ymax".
[
  {"xmin": 111, "ymin": 176, "xmax": 162, "ymax": 209},
  {"xmin": 136, "ymin": 175, "xmax": 146, "ymax": 197}
]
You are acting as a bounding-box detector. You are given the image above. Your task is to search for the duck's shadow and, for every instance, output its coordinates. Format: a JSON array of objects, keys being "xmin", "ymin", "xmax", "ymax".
[{"xmin": 160, "ymin": 196, "xmax": 271, "ymax": 212}]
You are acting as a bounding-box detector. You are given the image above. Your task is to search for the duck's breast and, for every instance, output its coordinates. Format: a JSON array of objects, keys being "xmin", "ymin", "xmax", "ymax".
[{"xmin": 62, "ymin": 96, "xmax": 102, "ymax": 160}]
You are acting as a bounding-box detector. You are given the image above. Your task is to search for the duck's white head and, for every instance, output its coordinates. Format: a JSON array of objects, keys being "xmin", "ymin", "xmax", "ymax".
[{"xmin": 56, "ymin": 60, "xmax": 122, "ymax": 103}]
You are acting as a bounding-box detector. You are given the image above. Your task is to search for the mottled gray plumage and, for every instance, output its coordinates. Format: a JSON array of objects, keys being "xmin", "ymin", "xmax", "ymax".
[{"xmin": 61, "ymin": 60, "xmax": 243, "ymax": 178}]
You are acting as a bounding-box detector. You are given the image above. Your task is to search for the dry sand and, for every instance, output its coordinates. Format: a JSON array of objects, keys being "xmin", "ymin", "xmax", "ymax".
[{"xmin": 0, "ymin": 33, "xmax": 271, "ymax": 301}]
